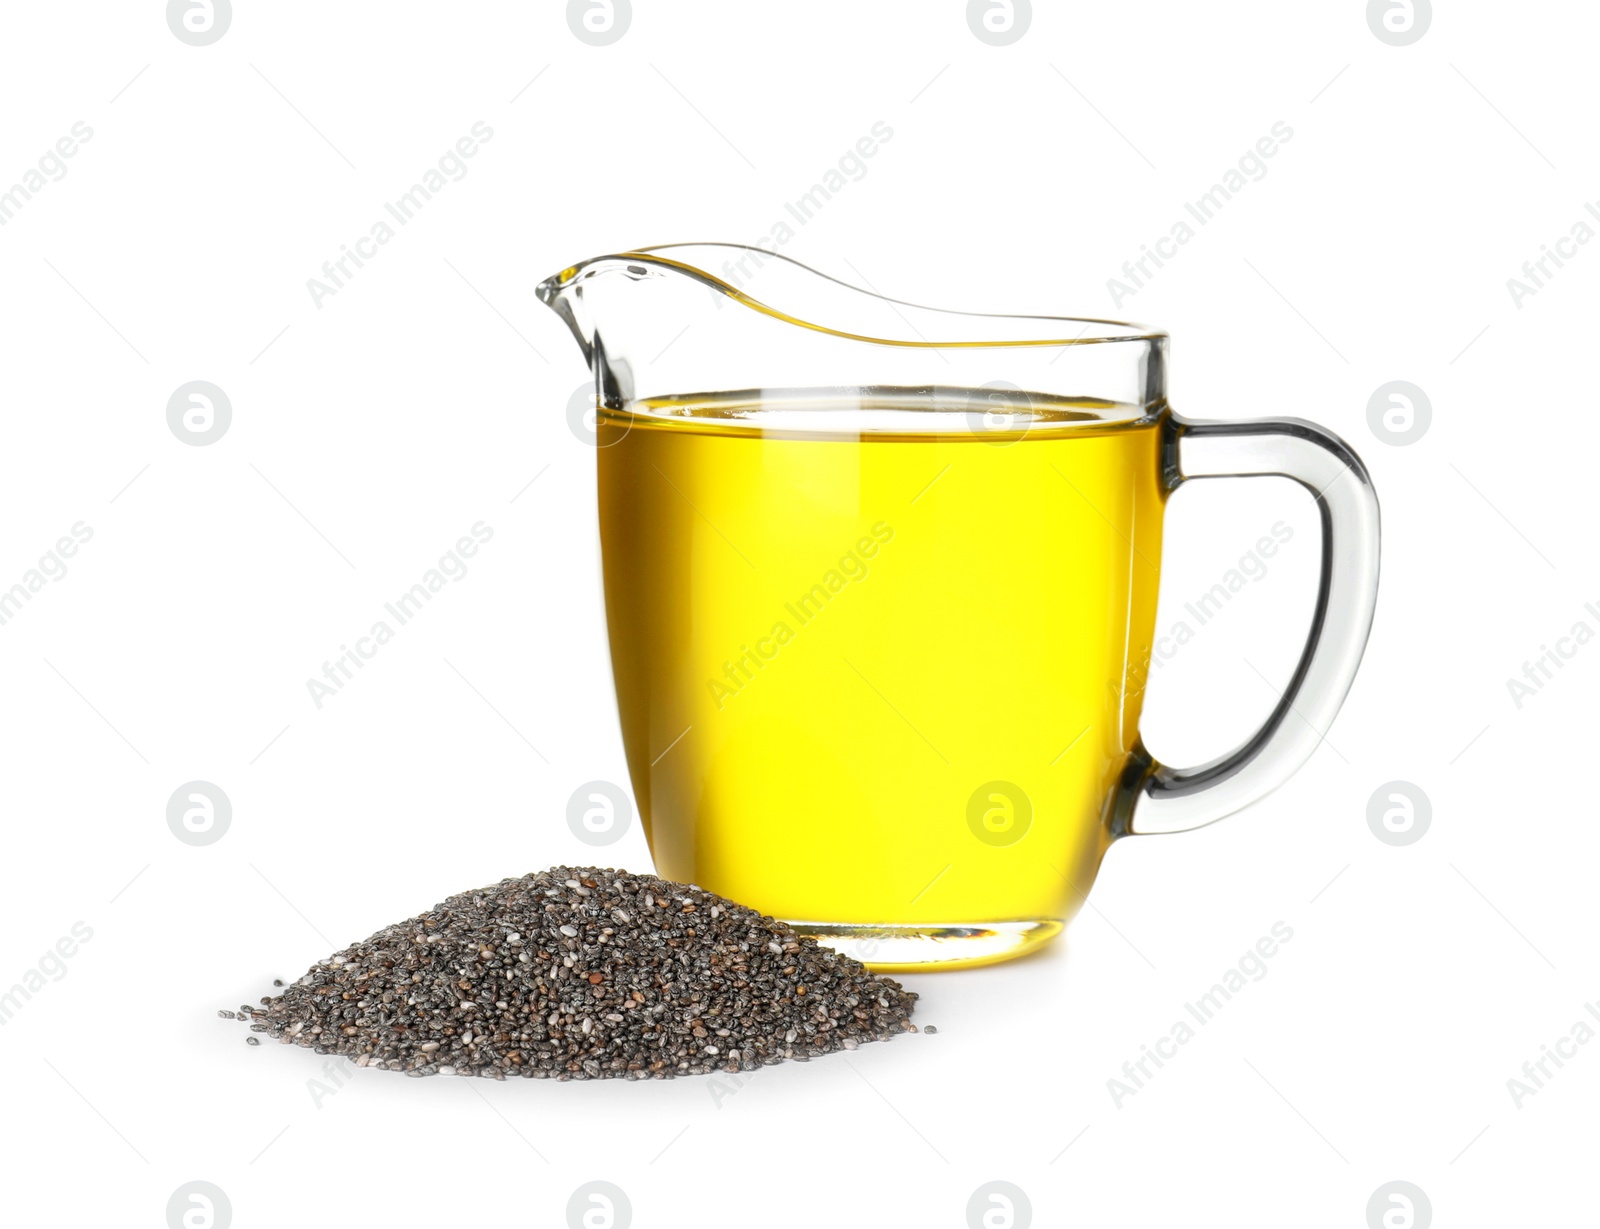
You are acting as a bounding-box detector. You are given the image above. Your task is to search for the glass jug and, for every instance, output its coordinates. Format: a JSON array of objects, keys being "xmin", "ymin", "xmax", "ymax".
[{"xmin": 539, "ymin": 243, "xmax": 1379, "ymax": 970}]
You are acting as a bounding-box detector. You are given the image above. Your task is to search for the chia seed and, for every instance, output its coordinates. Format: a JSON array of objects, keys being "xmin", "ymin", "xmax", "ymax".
[{"xmin": 232, "ymin": 866, "xmax": 917, "ymax": 1079}]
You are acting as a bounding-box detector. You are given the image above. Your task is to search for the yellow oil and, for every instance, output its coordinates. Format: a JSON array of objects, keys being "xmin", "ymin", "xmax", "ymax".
[{"xmin": 597, "ymin": 391, "xmax": 1167, "ymax": 966}]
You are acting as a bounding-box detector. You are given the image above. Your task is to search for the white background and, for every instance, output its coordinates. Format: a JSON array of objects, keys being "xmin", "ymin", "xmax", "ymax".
[{"xmin": 2, "ymin": 2, "xmax": 1595, "ymax": 1226}]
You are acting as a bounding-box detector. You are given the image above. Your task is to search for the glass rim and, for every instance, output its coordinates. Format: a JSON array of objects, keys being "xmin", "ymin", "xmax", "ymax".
[{"xmin": 539, "ymin": 242, "xmax": 1168, "ymax": 350}]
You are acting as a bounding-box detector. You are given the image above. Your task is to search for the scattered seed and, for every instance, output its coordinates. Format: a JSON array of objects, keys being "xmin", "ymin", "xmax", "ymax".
[
  {"xmin": 231, "ymin": 866, "xmax": 916, "ymax": 1080},
  {"xmin": 925, "ymin": 1025, "xmax": 938, "ymax": 1035}
]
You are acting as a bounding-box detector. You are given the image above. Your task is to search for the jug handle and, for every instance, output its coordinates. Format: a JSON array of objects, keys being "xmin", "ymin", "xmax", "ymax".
[{"xmin": 1124, "ymin": 417, "xmax": 1381, "ymax": 836}]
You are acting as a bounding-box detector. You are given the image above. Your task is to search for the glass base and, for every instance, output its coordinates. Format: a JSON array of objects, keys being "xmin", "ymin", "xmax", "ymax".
[{"xmin": 784, "ymin": 919, "xmax": 1063, "ymax": 972}]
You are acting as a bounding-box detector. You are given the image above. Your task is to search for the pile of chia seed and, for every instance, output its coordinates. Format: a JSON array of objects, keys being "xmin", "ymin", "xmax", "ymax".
[{"xmin": 230, "ymin": 866, "xmax": 917, "ymax": 1079}]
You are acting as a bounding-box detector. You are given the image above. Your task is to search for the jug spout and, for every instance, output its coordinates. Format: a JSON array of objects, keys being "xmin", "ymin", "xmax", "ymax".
[
  {"xmin": 537, "ymin": 243, "xmax": 1168, "ymax": 418},
  {"xmin": 535, "ymin": 257, "xmax": 652, "ymax": 408},
  {"xmin": 534, "ymin": 262, "xmax": 597, "ymax": 364},
  {"xmin": 538, "ymin": 249, "xmax": 779, "ymax": 408},
  {"xmin": 536, "ymin": 257, "xmax": 667, "ymax": 374}
]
